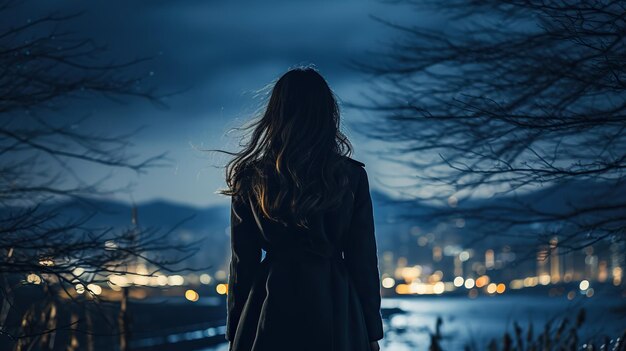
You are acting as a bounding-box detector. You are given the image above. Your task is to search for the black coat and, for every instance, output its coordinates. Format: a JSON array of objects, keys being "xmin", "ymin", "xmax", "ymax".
[{"xmin": 226, "ymin": 156, "xmax": 384, "ymax": 351}]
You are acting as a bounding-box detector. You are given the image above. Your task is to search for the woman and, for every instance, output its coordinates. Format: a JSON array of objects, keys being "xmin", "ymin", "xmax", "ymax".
[{"xmin": 220, "ymin": 66, "xmax": 384, "ymax": 351}]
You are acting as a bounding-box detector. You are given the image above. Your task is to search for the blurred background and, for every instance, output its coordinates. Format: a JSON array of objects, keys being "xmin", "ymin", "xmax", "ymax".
[{"xmin": 1, "ymin": 0, "xmax": 625, "ymax": 350}]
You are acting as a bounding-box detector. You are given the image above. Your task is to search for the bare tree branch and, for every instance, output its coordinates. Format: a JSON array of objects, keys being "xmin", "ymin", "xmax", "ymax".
[{"xmin": 351, "ymin": 0, "xmax": 626, "ymax": 253}]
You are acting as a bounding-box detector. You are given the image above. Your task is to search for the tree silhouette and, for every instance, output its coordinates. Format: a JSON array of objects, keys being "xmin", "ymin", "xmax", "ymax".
[
  {"xmin": 352, "ymin": 0, "xmax": 626, "ymax": 252},
  {"xmin": 0, "ymin": 2, "xmax": 195, "ymax": 349}
]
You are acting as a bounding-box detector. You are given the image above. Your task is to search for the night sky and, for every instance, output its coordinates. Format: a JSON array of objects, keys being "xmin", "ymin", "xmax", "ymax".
[{"xmin": 17, "ymin": 0, "xmax": 436, "ymax": 206}]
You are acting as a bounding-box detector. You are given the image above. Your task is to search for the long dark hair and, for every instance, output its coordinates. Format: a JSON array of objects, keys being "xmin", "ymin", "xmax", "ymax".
[{"xmin": 219, "ymin": 66, "xmax": 353, "ymax": 228}]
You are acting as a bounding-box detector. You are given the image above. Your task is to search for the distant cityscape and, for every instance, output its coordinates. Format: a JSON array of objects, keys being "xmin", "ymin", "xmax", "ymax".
[
  {"xmin": 376, "ymin": 234, "xmax": 625, "ymax": 298},
  {"xmin": 22, "ymin": 196, "xmax": 626, "ymax": 303},
  {"xmin": 32, "ymin": 240, "xmax": 623, "ymax": 306}
]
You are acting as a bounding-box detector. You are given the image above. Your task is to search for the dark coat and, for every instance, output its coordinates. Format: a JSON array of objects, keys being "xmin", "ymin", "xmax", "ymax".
[{"xmin": 225, "ymin": 156, "xmax": 384, "ymax": 351}]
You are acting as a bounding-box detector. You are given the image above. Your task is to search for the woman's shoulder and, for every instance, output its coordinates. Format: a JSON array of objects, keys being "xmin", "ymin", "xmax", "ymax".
[{"xmin": 340, "ymin": 155, "xmax": 365, "ymax": 168}]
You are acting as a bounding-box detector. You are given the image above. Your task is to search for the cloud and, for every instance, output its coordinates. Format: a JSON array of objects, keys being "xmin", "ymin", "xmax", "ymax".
[{"xmin": 8, "ymin": 0, "xmax": 425, "ymax": 205}]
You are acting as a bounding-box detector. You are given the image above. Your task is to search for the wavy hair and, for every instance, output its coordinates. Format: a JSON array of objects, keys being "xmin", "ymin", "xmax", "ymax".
[{"xmin": 219, "ymin": 66, "xmax": 353, "ymax": 228}]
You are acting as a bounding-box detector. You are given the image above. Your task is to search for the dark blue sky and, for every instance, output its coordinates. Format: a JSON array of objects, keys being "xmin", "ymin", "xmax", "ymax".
[{"xmin": 20, "ymin": 0, "xmax": 437, "ymax": 206}]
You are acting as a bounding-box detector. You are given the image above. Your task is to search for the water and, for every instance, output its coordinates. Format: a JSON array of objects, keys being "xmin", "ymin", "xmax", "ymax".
[
  {"xmin": 204, "ymin": 292, "xmax": 625, "ymax": 350},
  {"xmin": 380, "ymin": 294, "xmax": 624, "ymax": 350}
]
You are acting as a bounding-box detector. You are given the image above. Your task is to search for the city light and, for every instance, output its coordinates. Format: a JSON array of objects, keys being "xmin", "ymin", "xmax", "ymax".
[
  {"xmin": 26, "ymin": 273, "xmax": 42, "ymax": 285},
  {"xmin": 485, "ymin": 249, "xmax": 495, "ymax": 269},
  {"xmin": 579, "ymin": 280, "xmax": 590, "ymax": 291},
  {"xmin": 216, "ymin": 283, "xmax": 228, "ymax": 295},
  {"xmin": 87, "ymin": 284, "xmax": 102, "ymax": 295},
  {"xmin": 400, "ymin": 266, "xmax": 421, "ymax": 282},
  {"xmin": 453, "ymin": 276, "xmax": 464, "ymax": 287},
  {"xmin": 392, "ymin": 281, "xmax": 454, "ymax": 295},
  {"xmin": 509, "ymin": 279, "xmax": 524, "ymax": 289},
  {"xmin": 168, "ymin": 275, "xmax": 185, "ymax": 286},
  {"xmin": 431, "ymin": 270, "xmax": 443, "ymax": 282},
  {"xmin": 395, "ymin": 284, "xmax": 410, "ymax": 294},
  {"xmin": 613, "ymin": 267, "xmax": 622, "ymax": 286},
  {"xmin": 464, "ymin": 278, "xmax": 475, "ymax": 289},
  {"xmin": 200, "ymin": 274, "xmax": 212, "ymax": 285},
  {"xmin": 109, "ymin": 275, "xmax": 130, "ymax": 288},
  {"xmin": 38, "ymin": 258, "xmax": 54, "ymax": 267},
  {"xmin": 475, "ymin": 275, "xmax": 490, "ymax": 288},
  {"xmin": 133, "ymin": 275, "xmax": 150, "ymax": 286},
  {"xmin": 382, "ymin": 277, "xmax": 396, "ymax": 288},
  {"xmin": 215, "ymin": 270, "xmax": 227, "ymax": 280},
  {"xmin": 185, "ymin": 289, "xmax": 200, "ymax": 302},
  {"xmin": 433, "ymin": 282, "xmax": 445, "ymax": 294},
  {"xmin": 524, "ymin": 277, "xmax": 539, "ymax": 287},
  {"xmin": 156, "ymin": 275, "xmax": 168, "ymax": 286}
]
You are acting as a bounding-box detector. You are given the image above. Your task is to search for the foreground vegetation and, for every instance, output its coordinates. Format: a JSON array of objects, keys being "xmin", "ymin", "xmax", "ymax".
[{"xmin": 428, "ymin": 310, "xmax": 626, "ymax": 351}]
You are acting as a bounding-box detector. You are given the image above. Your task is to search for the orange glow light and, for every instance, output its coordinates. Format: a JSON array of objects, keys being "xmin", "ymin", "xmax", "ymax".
[
  {"xmin": 395, "ymin": 284, "xmax": 410, "ymax": 294},
  {"xmin": 216, "ymin": 283, "xmax": 228, "ymax": 295},
  {"xmin": 185, "ymin": 289, "xmax": 200, "ymax": 302},
  {"xmin": 475, "ymin": 275, "xmax": 490, "ymax": 288}
]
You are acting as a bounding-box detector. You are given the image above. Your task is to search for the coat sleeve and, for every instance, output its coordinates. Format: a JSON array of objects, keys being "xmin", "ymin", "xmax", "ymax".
[
  {"xmin": 343, "ymin": 166, "xmax": 384, "ymax": 342},
  {"xmin": 225, "ymin": 193, "xmax": 263, "ymax": 342}
]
